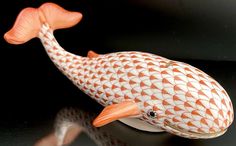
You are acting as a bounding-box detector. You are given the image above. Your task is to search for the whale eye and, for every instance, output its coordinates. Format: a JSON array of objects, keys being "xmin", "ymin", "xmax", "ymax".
[{"xmin": 147, "ymin": 110, "xmax": 157, "ymax": 118}]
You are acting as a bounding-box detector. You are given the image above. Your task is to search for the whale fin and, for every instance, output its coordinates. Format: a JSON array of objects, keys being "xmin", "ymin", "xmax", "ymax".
[
  {"xmin": 93, "ymin": 101, "xmax": 141, "ymax": 127},
  {"xmin": 39, "ymin": 3, "xmax": 82, "ymax": 30},
  {"xmin": 4, "ymin": 8, "xmax": 41, "ymax": 44},
  {"xmin": 4, "ymin": 3, "xmax": 82, "ymax": 44},
  {"xmin": 87, "ymin": 50, "xmax": 99, "ymax": 58}
]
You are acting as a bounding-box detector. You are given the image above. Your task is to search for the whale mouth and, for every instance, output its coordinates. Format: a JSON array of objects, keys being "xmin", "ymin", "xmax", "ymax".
[{"xmin": 164, "ymin": 120, "xmax": 227, "ymax": 139}]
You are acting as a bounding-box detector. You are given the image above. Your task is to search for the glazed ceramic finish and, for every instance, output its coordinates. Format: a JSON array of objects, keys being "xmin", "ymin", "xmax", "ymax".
[
  {"xmin": 4, "ymin": 3, "xmax": 234, "ymax": 139},
  {"xmin": 39, "ymin": 24, "xmax": 233, "ymax": 138}
]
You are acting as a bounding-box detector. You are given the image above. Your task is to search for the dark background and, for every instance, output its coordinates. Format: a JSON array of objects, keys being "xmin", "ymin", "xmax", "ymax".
[{"xmin": 0, "ymin": 0, "xmax": 235, "ymax": 145}]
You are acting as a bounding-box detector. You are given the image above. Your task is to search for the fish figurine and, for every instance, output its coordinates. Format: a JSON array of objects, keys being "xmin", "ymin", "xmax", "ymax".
[{"xmin": 4, "ymin": 2, "xmax": 234, "ymax": 139}]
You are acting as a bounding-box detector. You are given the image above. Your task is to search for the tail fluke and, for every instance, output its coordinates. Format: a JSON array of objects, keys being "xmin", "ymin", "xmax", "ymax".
[
  {"xmin": 4, "ymin": 8, "xmax": 41, "ymax": 44},
  {"xmin": 4, "ymin": 3, "xmax": 82, "ymax": 45},
  {"xmin": 39, "ymin": 3, "xmax": 82, "ymax": 30}
]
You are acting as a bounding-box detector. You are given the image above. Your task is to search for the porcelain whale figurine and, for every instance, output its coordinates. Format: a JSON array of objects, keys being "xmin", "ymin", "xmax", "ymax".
[{"xmin": 4, "ymin": 3, "xmax": 234, "ymax": 139}]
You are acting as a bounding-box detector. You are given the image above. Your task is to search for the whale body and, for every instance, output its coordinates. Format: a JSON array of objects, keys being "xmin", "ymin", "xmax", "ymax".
[{"xmin": 4, "ymin": 3, "xmax": 234, "ymax": 139}]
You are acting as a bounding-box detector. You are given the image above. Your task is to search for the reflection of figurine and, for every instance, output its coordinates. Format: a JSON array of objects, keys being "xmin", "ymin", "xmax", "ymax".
[
  {"xmin": 4, "ymin": 2, "xmax": 234, "ymax": 139},
  {"xmin": 35, "ymin": 108, "xmax": 129, "ymax": 146}
]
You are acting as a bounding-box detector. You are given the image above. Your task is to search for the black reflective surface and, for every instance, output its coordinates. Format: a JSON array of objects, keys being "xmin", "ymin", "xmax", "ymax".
[{"xmin": 0, "ymin": 0, "xmax": 236, "ymax": 146}]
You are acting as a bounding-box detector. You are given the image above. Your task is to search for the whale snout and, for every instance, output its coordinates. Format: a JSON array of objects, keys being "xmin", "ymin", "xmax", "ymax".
[
  {"xmin": 148, "ymin": 61, "xmax": 234, "ymax": 138},
  {"xmin": 163, "ymin": 83, "xmax": 234, "ymax": 138}
]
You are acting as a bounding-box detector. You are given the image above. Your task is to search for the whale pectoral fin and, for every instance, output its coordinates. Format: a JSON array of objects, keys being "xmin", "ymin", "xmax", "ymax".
[
  {"xmin": 87, "ymin": 50, "xmax": 99, "ymax": 58},
  {"xmin": 92, "ymin": 101, "xmax": 141, "ymax": 127}
]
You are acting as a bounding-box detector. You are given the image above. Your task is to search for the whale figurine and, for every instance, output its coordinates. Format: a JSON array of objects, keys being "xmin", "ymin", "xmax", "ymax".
[{"xmin": 4, "ymin": 3, "xmax": 234, "ymax": 139}]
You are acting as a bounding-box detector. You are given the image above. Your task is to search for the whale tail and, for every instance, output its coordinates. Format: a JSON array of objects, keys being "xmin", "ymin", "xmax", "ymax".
[{"xmin": 4, "ymin": 3, "xmax": 82, "ymax": 44}]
